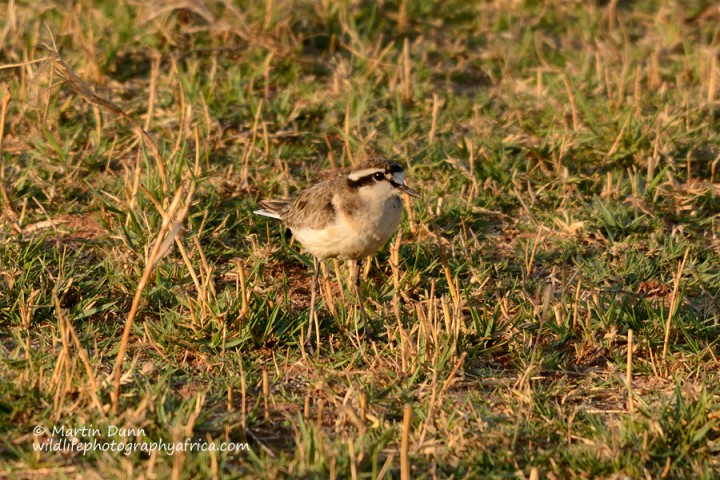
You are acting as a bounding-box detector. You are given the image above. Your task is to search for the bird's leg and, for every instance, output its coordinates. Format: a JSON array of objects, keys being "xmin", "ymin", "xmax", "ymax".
[
  {"xmin": 352, "ymin": 258, "xmax": 371, "ymax": 340},
  {"xmin": 305, "ymin": 257, "xmax": 321, "ymax": 353}
]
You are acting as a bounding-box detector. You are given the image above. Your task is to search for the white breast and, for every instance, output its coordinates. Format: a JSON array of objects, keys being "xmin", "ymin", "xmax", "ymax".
[{"xmin": 291, "ymin": 196, "xmax": 402, "ymax": 260}]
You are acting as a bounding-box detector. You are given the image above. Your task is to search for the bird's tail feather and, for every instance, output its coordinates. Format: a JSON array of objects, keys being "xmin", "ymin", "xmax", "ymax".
[
  {"xmin": 254, "ymin": 199, "xmax": 290, "ymax": 220},
  {"xmin": 253, "ymin": 208, "xmax": 283, "ymax": 220}
]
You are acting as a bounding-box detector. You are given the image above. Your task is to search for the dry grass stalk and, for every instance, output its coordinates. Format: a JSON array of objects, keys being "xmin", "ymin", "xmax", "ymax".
[
  {"xmin": 240, "ymin": 362, "xmax": 247, "ymax": 432},
  {"xmin": 524, "ymin": 228, "xmax": 543, "ymax": 280},
  {"xmin": 53, "ymin": 291, "xmax": 105, "ymax": 417},
  {"xmin": 402, "ymin": 38, "xmax": 411, "ymax": 101},
  {"xmin": 390, "ymin": 232, "xmax": 403, "ymax": 323},
  {"xmin": 321, "ymin": 260, "xmax": 336, "ymax": 316},
  {"xmin": 347, "ymin": 438, "xmax": 358, "ymax": 480},
  {"xmin": 263, "ymin": 367, "xmax": 270, "ymax": 422},
  {"xmin": 401, "ymin": 403, "xmax": 412, "ymax": 480},
  {"xmin": 432, "ymin": 225, "xmax": 459, "ymax": 310},
  {"xmin": 562, "ymin": 74, "xmax": 579, "ymax": 131},
  {"xmin": 662, "ymin": 248, "xmax": 690, "ymax": 363},
  {"xmin": 238, "ymin": 260, "xmax": 250, "ymax": 320},
  {"xmin": 0, "ymin": 84, "xmax": 22, "ymax": 233},
  {"xmin": 377, "ymin": 453, "xmax": 395, "ymax": 479},
  {"xmin": 627, "ymin": 328, "xmax": 634, "ymax": 413},
  {"xmin": 226, "ymin": 385, "xmax": 234, "ymax": 413},
  {"xmin": 111, "ymin": 182, "xmax": 193, "ymax": 413},
  {"xmin": 429, "ymin": 93, "xmax": 440, "ymax": 145}
]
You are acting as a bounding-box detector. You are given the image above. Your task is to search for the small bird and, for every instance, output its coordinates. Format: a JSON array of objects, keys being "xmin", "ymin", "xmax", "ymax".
[{"xmin": 254, "ymin": 156, "xmax": 419, "ymax": 349}]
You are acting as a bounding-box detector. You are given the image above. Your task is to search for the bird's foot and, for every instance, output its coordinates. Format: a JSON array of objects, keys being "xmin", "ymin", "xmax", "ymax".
[{"xmin": 303, "ymin": 334, "xmax": 317, "ymax": 355}]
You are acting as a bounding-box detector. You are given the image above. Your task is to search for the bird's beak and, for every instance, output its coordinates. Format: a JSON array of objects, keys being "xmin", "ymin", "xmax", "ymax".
[{"xmin": 397, "ymin": 182, "xmax": 420, "ymax": 198}]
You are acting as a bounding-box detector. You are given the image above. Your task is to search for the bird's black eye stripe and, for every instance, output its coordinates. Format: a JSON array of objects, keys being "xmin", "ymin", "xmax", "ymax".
[
  {"xmin": 347, "ymin": 174, "xmax": 376, "ymax": 189},
  {"xmin": 348, "ymin": 171, "xmax": 388, "ymax": 189}
]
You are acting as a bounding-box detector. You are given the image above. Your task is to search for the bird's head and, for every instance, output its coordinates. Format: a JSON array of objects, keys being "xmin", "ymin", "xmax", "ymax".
[{"xmin": 346, "ymin": 158, "xmax": 419, "ymax": 200}]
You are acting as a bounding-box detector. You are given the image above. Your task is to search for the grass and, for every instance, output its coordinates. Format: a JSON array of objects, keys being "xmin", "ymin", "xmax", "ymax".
[{"xmin": 2, "ymin": 0, "xmax": 720, "ymax": 478}]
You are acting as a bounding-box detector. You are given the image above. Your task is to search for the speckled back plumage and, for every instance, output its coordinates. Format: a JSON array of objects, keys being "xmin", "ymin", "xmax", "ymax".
[{"xmin": 257, "ymin": 157, "xmax": 397, "ymax": 230}]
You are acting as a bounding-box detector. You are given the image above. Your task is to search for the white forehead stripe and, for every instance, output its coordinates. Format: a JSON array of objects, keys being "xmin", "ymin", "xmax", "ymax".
[{"xmin": 348, "ymin": 168, "xmax": 384, "ymax": 181}]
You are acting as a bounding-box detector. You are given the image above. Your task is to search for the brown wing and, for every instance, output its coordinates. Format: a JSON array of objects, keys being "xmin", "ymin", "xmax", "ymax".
[{"xmin": 284, "ymin": 179, "xmax": 338, "ymax": 231}]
